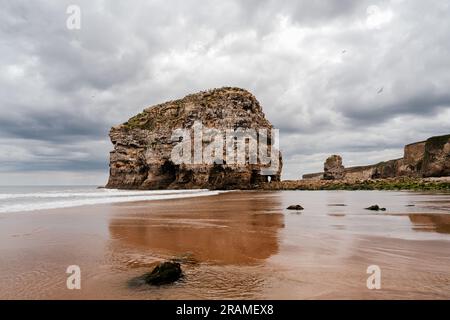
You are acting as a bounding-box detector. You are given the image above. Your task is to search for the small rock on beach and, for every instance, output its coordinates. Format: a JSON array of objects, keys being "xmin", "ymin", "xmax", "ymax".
[
  {"xmin": 365, "ymin": 205, "xmax": 386, "ymax": 211},
  {"xmin": 144, "ymin": 261, "xmax": 183, "ymax": 285},
  {"xmin": 287, "ymin": 205, "xmax": 304, "ymax": 211}
]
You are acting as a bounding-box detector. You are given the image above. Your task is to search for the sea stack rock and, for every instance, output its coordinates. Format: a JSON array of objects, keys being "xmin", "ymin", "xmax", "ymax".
[
  {"xmin": 106, "ymin": 87, "xmax": 282, "ymax": 190},
  {"xmin": 323, "ymin": 155, "xmax": 345, "ymax": 180}
]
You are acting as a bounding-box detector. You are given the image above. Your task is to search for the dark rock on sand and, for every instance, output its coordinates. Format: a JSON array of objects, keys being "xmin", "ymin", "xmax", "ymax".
[
  {"xmin": 287, "ymin": 205, "xmax": 304, "ymax": 211},
  {"xmin": 144, "ymin": 261, "xmax": 183, "ymax": 285},
  {"xmin": 365, "ymin": 205, "xmax": 386, "ymax": 211}
]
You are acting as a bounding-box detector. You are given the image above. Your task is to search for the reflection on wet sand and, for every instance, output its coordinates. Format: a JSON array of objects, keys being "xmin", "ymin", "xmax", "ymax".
[
  {"xmin": 108, "ymin": 192, "xmax": 284, "ymax": 265},
  {"xmin": 409, "ymin": 214, "xmax": 450, "ymax": 234},
  {"xmin": 2, "ymin": 190, "xmax": 450, "ymax": 299}
]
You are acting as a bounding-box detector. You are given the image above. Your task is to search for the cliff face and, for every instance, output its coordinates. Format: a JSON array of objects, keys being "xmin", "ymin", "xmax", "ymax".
[
  {"xmin": 402, "ymin": 141, "xmax": 426, "ymax": 173},
  {"xmin": 422, "ymin": 134, "xmax": 450, "ymax": 177},
  {"xmin": 106, "ymin": 87, "xmax": 282, "ymax": 190},
  {"xmin": 302, "ymin": 134, "xmax": 450, "ymax": 180}
]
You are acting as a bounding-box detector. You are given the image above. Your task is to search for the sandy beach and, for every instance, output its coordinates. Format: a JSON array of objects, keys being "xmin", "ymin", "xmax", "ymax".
[{"xmin": 0, "ymin": 190, "xmax": 449, "ymax": 300}]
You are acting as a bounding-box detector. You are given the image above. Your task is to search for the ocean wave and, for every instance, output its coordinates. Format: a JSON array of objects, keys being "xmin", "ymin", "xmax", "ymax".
[
  {"xmin": 0, "ymin": 189, "xmax": 221, "ymax": 213},
  {"xmin": 0, "ymin": 189, "xmax": 210, "ymax": 200}
]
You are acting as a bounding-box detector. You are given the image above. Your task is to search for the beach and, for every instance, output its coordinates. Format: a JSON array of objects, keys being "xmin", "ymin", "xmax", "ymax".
[{"xmin": 0, "ymin": 189, "xmax": 449, "ymax": 299}]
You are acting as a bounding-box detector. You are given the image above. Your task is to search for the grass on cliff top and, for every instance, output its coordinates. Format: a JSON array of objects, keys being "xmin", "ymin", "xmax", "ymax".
[
  {"xmin": 122, "ymin": 102, "xmax": 184, "ymax": 130},
  {"xmin": 121, "ymin": 87, "xmax": 258, "ymax": 130},
  {"xmin": 123, "ymin": 111, "xmax": 151, "ymax": 129}
]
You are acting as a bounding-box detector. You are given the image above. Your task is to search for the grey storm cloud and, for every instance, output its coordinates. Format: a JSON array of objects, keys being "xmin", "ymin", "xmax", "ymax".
[{"xmin": 1, "ymin": 0, "xmax": 450, "ymax": 185}]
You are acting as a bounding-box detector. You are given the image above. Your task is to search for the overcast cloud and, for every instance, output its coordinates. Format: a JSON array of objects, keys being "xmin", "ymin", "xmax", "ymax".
[{"xmin": 1, "ymin": 0, "xmax": 450, "ymax": 185}]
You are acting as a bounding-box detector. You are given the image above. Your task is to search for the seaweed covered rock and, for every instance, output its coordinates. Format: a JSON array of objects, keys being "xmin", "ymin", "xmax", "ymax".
[{"xmin": 106, "ymin": 87, "xmax": 282, "ymax": 190}]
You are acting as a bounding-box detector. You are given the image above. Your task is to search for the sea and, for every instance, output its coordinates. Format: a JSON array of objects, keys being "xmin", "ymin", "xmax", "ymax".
[{"xmin": 0, "ymin": 186, "xmax": 221, "ymax": 213}]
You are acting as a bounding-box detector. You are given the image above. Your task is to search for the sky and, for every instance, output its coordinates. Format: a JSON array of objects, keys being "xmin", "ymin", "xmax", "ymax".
[{"xmin": 1, "ymin": 0, "xmax": 450, "ymax": 185}]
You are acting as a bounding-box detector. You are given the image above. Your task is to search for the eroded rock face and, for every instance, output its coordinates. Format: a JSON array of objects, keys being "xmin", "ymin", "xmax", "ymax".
[
  {"xmin": 323, "ymin": 155, "xmax": 345, "ymax": 180},
  {"xmin": 399, "ymin": 141, "xmax": 426, "ymax": 175},
  {"xmin": 422, "ymin": 135, "xmax": 450, "ymax": 177},
  {"xmin": 303, "ymin": 134, "xmax": 450, "ymax": 180},
  {"xmin": 106, "ymin": 87, "xmax": 282, "ymax": 190}
]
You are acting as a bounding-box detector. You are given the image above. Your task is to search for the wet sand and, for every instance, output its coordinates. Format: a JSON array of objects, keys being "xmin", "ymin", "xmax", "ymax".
[{"xmin": 0, "ymin": 190, "xmax": 449, "ymax": 299}]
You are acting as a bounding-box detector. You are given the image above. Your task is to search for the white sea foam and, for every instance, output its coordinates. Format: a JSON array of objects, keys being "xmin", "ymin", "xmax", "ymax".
[
  {"xmin": 0, "ymin": 189, "xmax": 208, "ymax": 200},
  {"xmin": 0, "ymin": 187, "xmax": 221, "ymax": 213}
]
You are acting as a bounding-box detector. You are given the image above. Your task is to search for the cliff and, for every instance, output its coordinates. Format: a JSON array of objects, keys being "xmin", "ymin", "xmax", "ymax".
[
  {"xmin": 422, "ymin": 134, "xmax": 450, "ymax": 177},
  {"xmin": 302, "ymin": 134, "xmax": 450, "ymax": 180},
  {"xmin": 106, "ymin": 87, "xmax": 282, "ymax": 190}
]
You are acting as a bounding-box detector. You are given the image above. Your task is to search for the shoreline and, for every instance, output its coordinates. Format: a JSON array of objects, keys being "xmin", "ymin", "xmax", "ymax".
[
  {"xmin": 2, "ymin": 181, "xmax": 449, "ymax": 216},
  {"xmin": 102, "ymin": 177, "xmax": 450, "ymax": 192}
]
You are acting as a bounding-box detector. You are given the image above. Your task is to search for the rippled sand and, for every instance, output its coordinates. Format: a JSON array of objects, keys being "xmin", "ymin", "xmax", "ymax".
[{"xmin": 0, "ymin": 191, "xmax": 449, "ymax": 299}]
